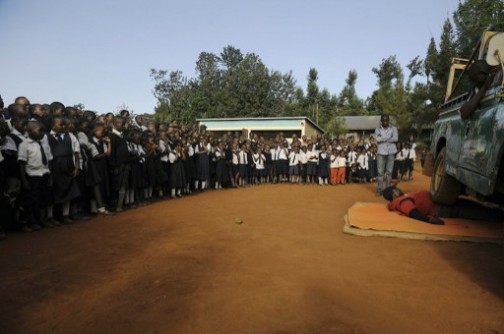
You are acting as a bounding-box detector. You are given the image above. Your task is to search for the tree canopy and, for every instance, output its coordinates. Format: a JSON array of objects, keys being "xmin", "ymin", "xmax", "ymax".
[{"xmin": 151, "ymin": 0, "xmax": 504, "ymax": 139}]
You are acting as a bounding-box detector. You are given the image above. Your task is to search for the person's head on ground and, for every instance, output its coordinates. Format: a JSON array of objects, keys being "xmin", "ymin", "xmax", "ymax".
[{"xmin": 382, "ymin": 185, "xmax": 404, "ymax": 201}]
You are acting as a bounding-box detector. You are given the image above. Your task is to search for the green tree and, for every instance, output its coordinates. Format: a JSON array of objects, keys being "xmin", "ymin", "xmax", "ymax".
[
  {"xmin": 453, "ymin": 0, "xmax": 504, "ymax": 57},
  {"xmin": 306, "ymin": 68, "xmax": 319, "ymax": 120},
  {"xmin": 337, "ymin": 69, "xmax": 365, "ymax": 115}
]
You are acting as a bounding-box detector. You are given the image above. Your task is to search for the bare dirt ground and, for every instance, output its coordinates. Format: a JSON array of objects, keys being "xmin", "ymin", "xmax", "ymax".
[{"xmin": 1, "ymin": 170, "xmax": 503, "ymax": 334}]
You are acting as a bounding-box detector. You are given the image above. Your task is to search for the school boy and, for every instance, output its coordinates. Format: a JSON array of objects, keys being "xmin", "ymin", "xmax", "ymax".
[
  {"xmin": 18, "ymin": 121, "xmax": 54, "ymax": 229},
  {"xmin": 330, "ymin": 148, "xmax": 339, "ymax": 185}
]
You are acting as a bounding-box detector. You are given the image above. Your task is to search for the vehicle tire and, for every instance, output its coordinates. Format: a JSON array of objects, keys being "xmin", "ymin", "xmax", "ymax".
[{"xmin": 430, "ymin": 147, "xmax": 462, "ymax": 205}]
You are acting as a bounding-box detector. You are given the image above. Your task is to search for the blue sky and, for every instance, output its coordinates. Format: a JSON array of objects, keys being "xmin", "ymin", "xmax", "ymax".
[{"xmin": 0, "ymin": 0, "xmax": 460, "ymax": 114}]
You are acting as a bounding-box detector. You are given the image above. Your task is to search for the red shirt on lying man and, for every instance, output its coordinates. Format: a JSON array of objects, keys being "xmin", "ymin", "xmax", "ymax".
[{"xmin": 382, "ymin": 186, "xmax": 504, "ymax": 225}]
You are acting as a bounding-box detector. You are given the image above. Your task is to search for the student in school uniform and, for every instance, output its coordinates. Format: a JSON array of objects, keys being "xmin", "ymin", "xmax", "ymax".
[
  {"xmin": 181, "ymin": 138, "xmax": 194, "ymax": 194},
  {"xmin": 330, "ymin": 148, "xmax": 339, "ymax": 185},
  {"xmin": 253, "ymin": 145, "xmax": 266, "ymax": 184},
  {"xmin": 157, "ymin": 129, "xmax": 170, "ymax": 196},
  {"xmin": 289, "ymin": 145, "xmax": 302, "ymax": 184},
  {"xmin": 299, "ymin": 145, "xmax": 308, "ymax": 183},
  {"xmin": 89, "ymin": 122, "xmax": 112, "ymax": 214},
  {"xmin": 214, "ymin": 140, "xmax": 226, "ymax": 189},
  {"xmin": 127, "ymin": 128, "xmax": 146, "ymax": 207},
  {"xmin": 48, "ymin": 117, "xmax": 81, "ymax": 224},
  {"xmin": 17, "ymin": 120, "xmax": 54, "ymax": 230},
  {"xmin": 194, "ymin": 135, "xmax": 211, "ymax": 191},
  {"xmin": 107, "ymin": 116, "xmax": 130, "ymax": 212},
  {"xmin": 169, "ymin": 140, "xmax": 185, "ymax": 198},
  {"xmin": 263, "ymin": 143, "xmax": 272, "ymax": 183},
  {"xmin": 238, "ymin": 142, "xmax": 248, "ymax": 186},
  {"xmin": 318, "ymin": 144, "xmax": 330, "ymax": 185},
  {"xmin": 143, "ymin": 131, "xmax": 159, "ymax": 201},
  {"xmin": 346, "ymin": 145, "xmax": 357, "ymax": 184},
  {"xmin": 306, "ymin": 143, "xmax": 318, "ymax": 184},
  {"xmin": 231, "ymin": 142, "xmax": 240, "ymax": 187},
  {"xmin": 335, "ymin": 149, "xmax": 347, "ymax": 184},
  {"xmin": 0, "ymin": 119, "xmax": 12, "ymax": 238},
  {"xmin": 276, "ymin": 141, "xmax": 289, "ymax": 183},
  {"xmin": 269, "ymin": 143, "xmax": 277, "ymax": 183},
  {"xmin": 393, "ymin": 142, "xmax": 406, "ymax": 181},
  {"xmin": 356, "ymin": 147, "xmax": 369, "ymax": 183},
  {"xmin": 405, "ymin": 142, "xmax": 416, "ymax": 181},
  {"xmin": 367, "ymin": 145, "xmax": 378, "ymax": 182}
]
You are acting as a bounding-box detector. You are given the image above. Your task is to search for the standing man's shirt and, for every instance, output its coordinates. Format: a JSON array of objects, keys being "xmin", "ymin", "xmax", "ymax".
[{"xmin": 375, "ymin": 125, "xmax": 398, "ymax": 155}]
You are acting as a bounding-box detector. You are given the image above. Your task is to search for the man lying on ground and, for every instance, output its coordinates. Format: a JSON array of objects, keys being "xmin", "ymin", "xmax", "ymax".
[{"xmin": 382, "ymin": 186, "xmax": 504, "ymax": 225}]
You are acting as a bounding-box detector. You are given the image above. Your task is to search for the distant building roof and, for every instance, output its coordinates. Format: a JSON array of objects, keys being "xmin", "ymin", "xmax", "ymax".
[
  {"xmin": 340, "ymin": 116, "xmax": 384, "ymax": 131},
  {"xmin": 197, "ymin": 116, "xmax": 325, "ymax": 134}
]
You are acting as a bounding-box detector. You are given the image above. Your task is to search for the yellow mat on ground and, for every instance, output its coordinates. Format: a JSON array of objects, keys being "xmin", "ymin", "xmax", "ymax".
[{"xmin": 343, "ymin": 202, "xmax": 504, "ymax": 244}]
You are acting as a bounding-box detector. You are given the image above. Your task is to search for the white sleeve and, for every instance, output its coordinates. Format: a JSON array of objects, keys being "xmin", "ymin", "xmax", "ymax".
[{"xmin": 69, "ymin": 133, "xmax": 81, "ymax": 153}]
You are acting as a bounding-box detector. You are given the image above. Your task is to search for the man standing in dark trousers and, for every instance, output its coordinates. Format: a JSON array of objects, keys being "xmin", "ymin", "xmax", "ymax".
[
  {"xmin": 108, "ymin": 116, "xmax": 130, "ymax": 212},
  {"xmin": 375, "ymin": 114, "xmax": 398, "ymax": 196}
]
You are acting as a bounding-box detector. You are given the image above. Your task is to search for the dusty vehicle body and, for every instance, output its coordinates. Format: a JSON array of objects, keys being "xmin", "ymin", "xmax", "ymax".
[{"xmin": 426, "ymin": 31, "xmax": 504, "ymax": 205}]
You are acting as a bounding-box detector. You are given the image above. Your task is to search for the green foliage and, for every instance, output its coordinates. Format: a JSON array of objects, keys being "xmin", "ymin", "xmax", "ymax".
[
  {"xmin": 150, "ymin": 1, "xmax": 503, "ymax": 136},
  {"xmin": 453, "ymin": 0, "xmax": 504, "ymax": 57},
  {"xmin": 337, "ymin": 70, "xmax": 366, "ymax": 116}
]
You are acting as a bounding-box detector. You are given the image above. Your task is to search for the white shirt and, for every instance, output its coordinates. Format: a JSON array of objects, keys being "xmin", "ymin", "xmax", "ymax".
[
  {"xmin": 396, "ymin": 148, "xmax": 407, "ymax": 161},
  {"xmin": 330, "ymin": 154, "xmax": 338, "ymax": 168},
  {"xmin": 357, "ymin": 154, "xmax": 368, "ymax": 170},
  {"xmin": 270, "ymin": 148, "xmax": 277, "ymax": 161},
  {"xmin": 408, "ymin": 148, "xmax": 416, "ymax": 161},
  {"xmin": 91, "ymin": 137, "xmax": 107, "ymax": 158},
  {"xmin": 288, "ymin": 152, "xmax": 299, "ymax": 166},
  {"xmin": 17, "ymin": 138, "xmax": 52, "ymax": 176},
  {"xmin": 335, "ymin": 156, "xmax": 347, "ymax": 168},
  {"xmin": 159, "ymin": 140, "xmax": 169, "ymax": 162},
  {"xmin": 2, "ymin": 128, "xmax": 26, "ymax": 152},
  {"xmin": 232, "ymin": 151, "xmax": 239, "ymax": 165},
  {"xmin": 253, "ymin": 153, "xmax": 265, "ymax": 169},
  {"xmin": 239, "ymin": 150, "xmax": 248, "ymax": 164},
  {"xmin": 306, "ymin": 150, "xmax": 318, "ymax": 164},
  {"xmin": 347, "ymin": 151, "xmax": 357, "ymax": 166},
  {"xmin": 277, "ymin": 148, "xmax": 288, "ymax": 160},
  {"xmin": 168, "ymin": 151, "xmax": 181, "ymax": 163},
  {"xmin": 299, "ymin": 151, "xmax": 308, "ymax": 164}
]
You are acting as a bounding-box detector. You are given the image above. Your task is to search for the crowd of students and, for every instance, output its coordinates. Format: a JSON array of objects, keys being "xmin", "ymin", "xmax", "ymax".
[{"xmin": 0, "ymin": 95, "xmax": 418, "ymax": 239}]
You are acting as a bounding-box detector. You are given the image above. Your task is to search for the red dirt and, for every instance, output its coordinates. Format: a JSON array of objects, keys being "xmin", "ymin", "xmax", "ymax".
[{"xmin": 1, "ymin": 171, "xmax": 503, "ymax": 334}]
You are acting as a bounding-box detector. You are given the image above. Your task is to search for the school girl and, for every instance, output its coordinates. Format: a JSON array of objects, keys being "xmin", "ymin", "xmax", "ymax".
[{"xmin": 318, "ymin": 145, "xmax": 330, "ymax": 185}]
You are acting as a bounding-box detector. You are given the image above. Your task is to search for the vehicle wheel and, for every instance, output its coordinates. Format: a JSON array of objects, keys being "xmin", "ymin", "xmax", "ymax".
[{"xmin": 430, "ymin": 147, "xmax": 462, "ymax": 205}]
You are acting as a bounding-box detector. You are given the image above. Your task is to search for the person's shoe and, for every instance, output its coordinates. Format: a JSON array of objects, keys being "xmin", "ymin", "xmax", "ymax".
[
  {"xmin": 71, "ymin": 214, "xmax": 92, "ymax": 221},
  {"xmin": 31, "ymin": 224, "xmax": 42, "ymax": 231},
  {"xmin": 376, "ymin": 191, "xmax": 383, "ymax": 197},
  {"xmin": 61, "ymin": 216, "xmax": 73, "ymax": 225},
  {"xmin": 47, "ymin": 218, "xmax": 60, "ymax": 226},
  {"xmin": 22, "ymin": 226, "xmax": 33, "ymax": 233},
  {"xmin": 0, "ymin": 231, "xmax": 7, "ymax": 240},
  {"xmin": 41, "ymin": 221, "xmax": 54, "ymax": 228},
  {"xmin": 115, "ymin": 207, "xmax": 124, "ymax": 213},
  {"xmin": 97, "ymin": 208, "xmax": 114, "ymax": 216}
]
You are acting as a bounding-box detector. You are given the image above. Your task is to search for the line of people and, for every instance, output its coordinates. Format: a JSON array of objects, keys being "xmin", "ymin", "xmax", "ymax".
[{"xmin": 0, "ymin": 95, "xmax": 417, "ymax": 239}]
